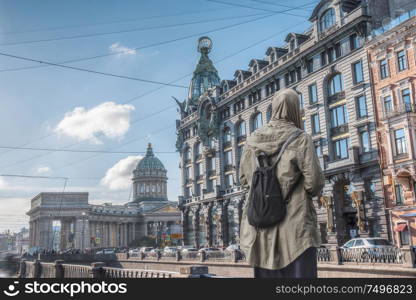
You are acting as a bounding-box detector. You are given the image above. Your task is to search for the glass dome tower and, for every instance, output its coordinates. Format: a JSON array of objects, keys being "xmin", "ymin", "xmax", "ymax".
[{"xmin": 188, "ymin": 36, "xmax": 220, "ymax": 102}]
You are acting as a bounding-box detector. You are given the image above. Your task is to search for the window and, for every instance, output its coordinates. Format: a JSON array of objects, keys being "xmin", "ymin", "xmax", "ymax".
[
  {"xmin": 321, "ymin": 51, "xmax": 327, "ymax": 66},
  {"xmin": 185, "ymin": 187, "xmax": 191, "ymax": 198},
  {"xmin": 252, "ymin": 113, "xmax": 263, "ymax": 131},
  {"xmin": 384, "ymin": 95, "xmax": 392, "ymax": 112},
  {"xmin": 208, "ymin": 157, "xmax": 216, "ymax": 171},
  {"xmin": 223, "ymin": 127, "xmax": 231, "ymax": 143},
  {"xmin": 394, "ymin": 129, "xmax": 407, "ymax": 155},
  {"xmin": 397, "ymin": 50, "xmax": 408, "ymax": 71},
  {"xmin": 195, "ymin": 163, "xmax": 201, "ymax": 176},
  {"xmin": 355, "ymin": 239, "xmax": 364, "ymax": 246},
  {"xmin": 306, "ymin": 58, "xmax": 314, "ymax": 73},
  {"xmin": 195, "ymin": 183, "xmax": 201, "ymax": 196},
  {"xmin": 237, "ymin": 121, "xmax": 246, "ymax": 137},
  {"xmin": 309, "ymin": 83, "xmax": 318, "ymax": 104},
  {"xmin": 299, "ymin": 92, "xmax": 304, "ymax": 109},
  {"xmin": 296, "ymin": 67, "xmax": 302, "ymax": 81},
  {"xmin": 237, "ymin": 145, "xmax": 244, "ymax": 165},
  {"xmin": 185, "ymin": 166, "xmax": 191, "ymax": 180},
  {"xmin": 224, "ymin": 150, "xmax": 233, "ymax": 165},
  {"xmin": 350, "ymin": 33, "xmax": 360, "ymax": 50},
  {"xmin": 399, "ymin": 227, "xmax": 410, "ymax": 245},
  {"xmin": 402, "ymin": 88, "xmax": 412, "ymax": 111},
  {"xmin": 311, "ymin": 114, "xmax": 320, "ymax": 134},
  {"xmin": 379, "ymin": 59, "xmax": 389, "ymax": 79},
  {"xmin": 266, "ymin": 106, "xmax": 272, "ymax": 122},
  {"xmin": 356, "ymin": 95, "xmax": 368, "ymax": 118},
  {"xmin": 395, "ymin": 185, "xmax": 404, "ymax": 205},
  {"xmin": 334, "ymin": 138, "xmax": 349, "ymax": 159},
  {"xmin": 208, "ymin": 135, "xmax": 215, "ymax": 148},
  {"xmin": 328, "ymin": 74, "xmax": 343, "ymax": 96},
  {"xmin": 327, "ymin": 47, "xmax": 335, "ymax": 63},
  {"xmin": 320, "ymin": 8, "xmax": 335, "ymax": 31},
  {"xmin": 330, "ymin": 104, "xmax": 348, "ymax": 127},
  {"xmin": 195, "ymin": 143, "xmax": 202, "ymax": 159},
  {"xmin": 359, "ymin": 126, "xmax": 371, "ymax": 153},
  {"xmin": 352, "ymin": 61, "xmax": 364, "ymax": 84},
  {"xmin": 207, "ymin": 179, "xmax": 214, "ymax": 192},
  {"xmin": 314, "ymin": 140, "xmax": 322, "ymax": 156},
  {"xmin": 184, "ymin": 147, "xmax": 191, "ymax": 161},
  {"xmin": 225, "ymin": 174, "xmax": 234, "ymax": 188}
]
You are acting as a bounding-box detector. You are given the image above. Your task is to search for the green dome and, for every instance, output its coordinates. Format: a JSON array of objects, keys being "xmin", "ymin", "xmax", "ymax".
[{"xmin": 136, "ymin": 143, "xmax": 166, "ymax": 171}]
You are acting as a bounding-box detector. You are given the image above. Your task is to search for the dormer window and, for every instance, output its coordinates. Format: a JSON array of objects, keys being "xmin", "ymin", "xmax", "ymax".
[
  {"xmin": 270, "ymin": 52, "xmax": 275, "ymax": 62},
  {"xmin": 320, "ymin": 8, "xmax": 335, "ymax": 32},
  {"xmin": 237, "ymin": 74, "xmax": 242, "ymax": 84},
  {"xmin": 253, "ymin": 64, "xmax": 258, "ymax": 74}
]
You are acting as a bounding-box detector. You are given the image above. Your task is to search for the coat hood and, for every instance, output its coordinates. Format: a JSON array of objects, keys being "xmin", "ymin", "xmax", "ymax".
[{"xmin": 246, "ymin": 88, "xmax": 303, "ymax": 156}]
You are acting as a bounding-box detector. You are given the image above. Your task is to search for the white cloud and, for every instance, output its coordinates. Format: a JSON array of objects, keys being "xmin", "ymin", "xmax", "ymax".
[
  {"xmin": 109, "ymin": 42, "xmax": 137, "ymax": 56},
  {"xmin": 37, "ymin": 166, "xmax": 51, "ymax": 174},
  {"xmin": 55, "ymin": 101, "xmax": 135, "ymax": 144},
  {"xmin": 100, "ymin": 155, "xmax": 142, "ymax": 190}
]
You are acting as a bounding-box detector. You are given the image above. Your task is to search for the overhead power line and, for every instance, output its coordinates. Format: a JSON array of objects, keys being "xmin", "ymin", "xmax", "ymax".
[
  {"xmin": 0, "ymin": 146, "xmax": 176, "ymax": 154},
  {"xmin": 207, "ymin": 0, "xmax": 318, "ymax": 14},
  {"xmin": 0, "ymin": 12, "xmax": 269, "ymax": 47},
  {"xmin": 0, "ymin": 51, "xmax": 189, "ymax": 88},
  {"xmin": 0, "ymin": 19, "xmax": 308, "ymax": 170},
  {"xmin": 0, "ymin": 7, "xmax": 233, "ymax": 36},
  {"xmin": 0, "ymin": 174, "xmax": 68, "ymax": 180},
  {"xmin": 249, "ymin": 0, "xmax": 317, "ymax": 11},
  {"xmin": 0, "ymin": 2, "xmax": 312, "ymax": 74}
]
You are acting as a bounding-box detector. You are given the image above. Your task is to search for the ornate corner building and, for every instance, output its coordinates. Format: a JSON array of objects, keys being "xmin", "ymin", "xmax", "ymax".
[
  {"xmin": 27, "ymin": 144, "xmax": 181, "ymax": 250},
  {"xmin": 367, "ymin": 13, "xmax": 416, "ymax": 247},
  {"xmin": 176, "ymin": 0, "xmax": 416, "ymax": 248}
]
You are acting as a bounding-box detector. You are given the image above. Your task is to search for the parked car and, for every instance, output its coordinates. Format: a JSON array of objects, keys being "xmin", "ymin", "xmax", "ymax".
[
  {"xmin": 139, "ymin": 247, "xmax": 153, "ymax": 253},
  {"xmin": 340, "ymin": 238, "xmax": 397, "ymax": 261},
  {"xmin": 163, "ymin": 247, "xmax": 178, "ymax": 254},
  {"xmin": 225, "ymin": 244, "xmax": 240, "ymax": 251},
  {"xmin": 181, "ymin": 247, "xmax": 198, "ymax": 253},
  {"xmin": 129, "ymin": 248, "xmax": 140, "ymax": 254},
  {"xmin": 198, "ymin": 247, "xmax": 222, "ymax": 259},
  {"xmin": 96, "ymin": 248, "xmax": 116, "ymax": 255}
]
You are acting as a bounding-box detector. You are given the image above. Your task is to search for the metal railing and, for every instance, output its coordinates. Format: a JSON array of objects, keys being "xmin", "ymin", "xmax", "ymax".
[
  {"xmin": 382, "ymin": 103, "xmax": 416, "ymax": 120},
  {"xmin": 339, "ymin": 247, "xmax": 404, "ymax": 264}
]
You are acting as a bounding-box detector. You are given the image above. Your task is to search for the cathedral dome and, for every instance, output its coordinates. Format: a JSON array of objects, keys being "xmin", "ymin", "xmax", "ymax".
[
  {"xmin": 136, "ymin": 143, "xmax": 166, "ymax": 171},
  {"xmin": 132, "ymin": 143, "xmax": 168, "ymax": 203}
]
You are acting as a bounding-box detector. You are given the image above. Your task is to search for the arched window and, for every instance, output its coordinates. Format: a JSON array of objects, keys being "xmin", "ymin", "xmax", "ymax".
[
  {"xmin": 237, "ymin": 121, "xmax": 246, "ymax": 137},
  {"xmin": 252, "ymin": 113, "xmax": 263, "ymax": 131},
  {"xmin": 320, "ymin": 8, "xmax": 335, "ymax": 32},
  {"xmin": 223, "ymin": 127, "xmax": 232, "ymax": 143},
  {"xmin": 328, "ymin": 73, "xmax": 343, "ymax": 96},
  {"xmin": 266, "ymin": 105, "xmax": 272, "ymax": 122}
]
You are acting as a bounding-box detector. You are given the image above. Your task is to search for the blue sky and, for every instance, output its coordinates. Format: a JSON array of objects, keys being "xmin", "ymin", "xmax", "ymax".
[{"xmin": 0, "ymin": 0, "xmax": 315, "ymax": 231}]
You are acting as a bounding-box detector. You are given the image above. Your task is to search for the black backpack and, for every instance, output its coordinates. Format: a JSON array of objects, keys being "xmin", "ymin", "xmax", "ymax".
[{"xmin": 247, "ymin": 130, "xmax": 302, "ymax": 228}]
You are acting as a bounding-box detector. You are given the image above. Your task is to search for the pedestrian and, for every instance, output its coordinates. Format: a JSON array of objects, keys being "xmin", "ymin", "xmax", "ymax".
[{"xmin": 239, "ymin": 88, "xmax": 325, "ymax": 278}]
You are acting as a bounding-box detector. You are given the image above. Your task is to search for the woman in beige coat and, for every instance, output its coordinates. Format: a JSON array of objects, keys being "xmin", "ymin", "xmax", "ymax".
[{"xmin": 239, "ymin": 88, "xmax": 325, "ymax": 278}]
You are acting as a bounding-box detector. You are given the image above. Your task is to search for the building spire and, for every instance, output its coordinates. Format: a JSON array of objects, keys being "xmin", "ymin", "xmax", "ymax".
[{"xmin": 146, "ymin": 143, "xmax": 154, "ymax": 157}]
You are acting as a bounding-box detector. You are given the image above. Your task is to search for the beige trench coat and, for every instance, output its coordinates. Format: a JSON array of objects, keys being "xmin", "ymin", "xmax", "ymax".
[{"xmin": 239, "ymin": 120, "xmax": 325, "ymax": 270}]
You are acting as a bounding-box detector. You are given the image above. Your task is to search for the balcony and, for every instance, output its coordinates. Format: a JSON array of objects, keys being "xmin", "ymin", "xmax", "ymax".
[
  {"xmin": 195, "ymin": 154, "xmax": 202, "ymax": 161},
  {"xmin": 224, "ymin": 164, "xmax": 235, "ymax": 172},
  {"xmin": 328, "ymin": 91, "xmax": 346, "ymax": 105},
  {"xmin": 382, "ymin": 103, "xmax": 416, "ymax": 120},
  {"xmin": 184, "ymin": 158, "xmax": 191, "ymax": 165},
  {"xmin": 196, "ymin": 175, "xmax": 204, "ymax": 182},
  {"xmin": 203, "ymin": 148, "xmax": 216, "ymax": 158},
  {"xmin": 330, "ymin": 124, "xmax": 349, "ymax": 136},
  {"xmin": 223, "ymin": 141, "xmax": 232, "ymax": 149},
  {"xmin": 208, "ymin": 170, "xmax": 216, "ymax": 177},
  {"xmin": 237, "ymin": 135, "xmax": 246, "ymax": 144}
]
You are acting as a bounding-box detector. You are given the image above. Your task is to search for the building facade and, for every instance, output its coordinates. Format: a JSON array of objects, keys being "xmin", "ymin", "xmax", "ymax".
[
  {"xmin": 176, "ymin": 0, "xmax": 416, "ymax": 248},
  {"xmin": 27, "ymin": 144, "xmax": 181, "ymax": 250},
  {"xmin": 368, "ymin": 14, "xmax": 416, "ymax": 247}
]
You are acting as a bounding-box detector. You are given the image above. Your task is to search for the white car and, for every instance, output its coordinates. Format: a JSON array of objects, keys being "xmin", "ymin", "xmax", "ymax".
[
  {"xmin": 341, "ymin": 238, "xmax": 393, "ymax": 250},
  {"xmin": 341, "ymin": 238, "xmax": 396, "ymax": 261},
  {"xmin": 129, "ymin": 248, "xmax": 139, "ymax": 254},
  {"xmin": 139, "ymin": 247, "xmax": 153, "ymax": 253},
  {"xmin": 96, "ymin": 248, "xmax": 116, "ymax": 255},
  {"xmin": 164, "ymin": 247, "xmax": 178, "ymax": 254}
]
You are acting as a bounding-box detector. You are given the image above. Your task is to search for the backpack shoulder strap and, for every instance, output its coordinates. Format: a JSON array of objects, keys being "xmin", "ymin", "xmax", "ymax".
[{"xmin": 272, "ymin": 130, "xmax": 302, "ymax": 168}]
